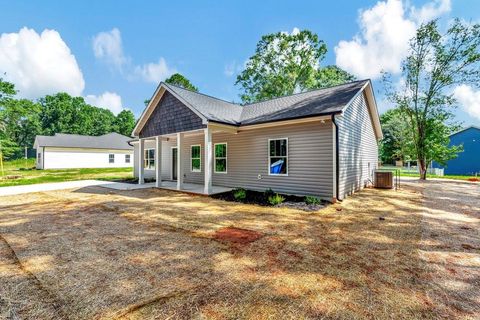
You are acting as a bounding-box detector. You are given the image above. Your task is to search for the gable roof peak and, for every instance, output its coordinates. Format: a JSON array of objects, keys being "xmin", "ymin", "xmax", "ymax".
[{"xmin": 132, "ymin": 78, "xmax": 377, "ymax": 137}]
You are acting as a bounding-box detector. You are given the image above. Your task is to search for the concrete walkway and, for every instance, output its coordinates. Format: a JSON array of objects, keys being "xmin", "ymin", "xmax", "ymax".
[{"xmin": 0, "ymin": 180, "xmax": 154, "ymax": 197}]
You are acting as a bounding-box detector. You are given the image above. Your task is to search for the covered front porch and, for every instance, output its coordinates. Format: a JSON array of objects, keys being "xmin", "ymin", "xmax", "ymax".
[
  {"xmin": 154, "ymin": 181, "xmax": 231, "ymax": 195},
  {"xmin": 136, "ymin": 124, "xmax": 236, "ymax": 195}
]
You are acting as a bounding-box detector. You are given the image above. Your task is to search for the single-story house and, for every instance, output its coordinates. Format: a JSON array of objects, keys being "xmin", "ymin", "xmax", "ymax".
[
  {"xmin": 33, "ymin": 133, "xmax": 133, "ymax": 169},
  {"xmin": 131, "ymin": 79, "xmax": 382, "ymax": 201},
  {"xmin": 434, "ymin": 125, "xmax": 480, "ymax": 175}
]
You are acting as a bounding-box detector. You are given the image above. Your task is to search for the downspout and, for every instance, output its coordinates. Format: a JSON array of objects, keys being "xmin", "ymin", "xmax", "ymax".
[{"xmin": 331, "ymin": 114, "xmax": 340, "ymax": 202}]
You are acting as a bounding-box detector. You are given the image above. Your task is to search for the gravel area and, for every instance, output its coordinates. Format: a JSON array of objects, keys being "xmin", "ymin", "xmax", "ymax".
[{"xmin": 404, "ymin": 179, "xmax": 480, "ymax": 319}]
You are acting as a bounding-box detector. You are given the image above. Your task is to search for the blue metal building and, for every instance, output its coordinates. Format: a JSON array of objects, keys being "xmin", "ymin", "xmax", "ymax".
[{"xmin": 437, "ymin": 126, "xmax": 480, "ymax": 175}]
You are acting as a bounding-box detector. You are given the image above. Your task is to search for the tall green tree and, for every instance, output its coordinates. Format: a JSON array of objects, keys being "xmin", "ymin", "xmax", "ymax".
[
  {"xmin": 386, "ymin": 19, "xmax": 479, "ymax": 179},
  {"xmin": 315, "ymin": 65, "xmax": 356, "ymax": 88},
  {"xmin": 40, "ymin": 93, "xmax": 87, "ymax": 135},
  {"xmin": 0, "ymin": 78, "xmax": 138, "ymax": 160},
  {"xmin": 236, "ymin": 29, "xmax": 354, "ymax": 103},
  {"xmin": 114, "ymin": 109, "xmax": 136, "ymax": 137},
  {"xmin": 2, "ymin": 98, "xmax": 41, "ymax": 151},
  {"xmin": 0, "ymin": 77, "xmax": 15, "ymax": 100},
  {"xmin": 165, "ymin": 73, "xmax": 198, "ymax": 92},
  {"xmin": 39, "ymin": 93, "xmax": 118, "ymax": 136},
  {"xmin": 0, "ymin": 78, "xmax": 20, "ymax": 160},
  {"xmin": 379, "ymin": 108, "xmax": 414, "ymax": 164}
]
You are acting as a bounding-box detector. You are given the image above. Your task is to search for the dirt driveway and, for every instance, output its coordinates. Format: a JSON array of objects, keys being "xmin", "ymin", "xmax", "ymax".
[
  {"xmin": 0, "ymin": 181, "xmax": 478, "ymax": 319},
  {"xmin": 403, "ymin": 179, "xmax": 480, "ymax": 318}
]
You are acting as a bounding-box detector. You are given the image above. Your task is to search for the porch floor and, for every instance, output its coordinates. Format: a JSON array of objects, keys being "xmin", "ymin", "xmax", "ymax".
[{"xmin": 149, "ymin": 181, "xmax": 232, "ymax": 195}]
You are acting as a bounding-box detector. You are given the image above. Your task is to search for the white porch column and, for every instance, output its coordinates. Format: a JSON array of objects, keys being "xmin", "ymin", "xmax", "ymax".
[
  {"xmin": 138, "ymin": 138, "xmax": 145, "ymax": 184},
  {"xmin": 176, "ymin": 132, "xmax": 184, "ymax": 190},
  {"xmin": 155, "ymin": 136, "xmax": 162, "ymax": 187},
  {"xmin": 204, "ymin": 127, "xmax": 213, "ymax": 194}
]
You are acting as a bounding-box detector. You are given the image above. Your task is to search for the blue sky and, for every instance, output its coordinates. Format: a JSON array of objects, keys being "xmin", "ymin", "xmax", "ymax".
[{"xmin": 0, "ymin": 0, "xmax": 479, "ymax": 125}]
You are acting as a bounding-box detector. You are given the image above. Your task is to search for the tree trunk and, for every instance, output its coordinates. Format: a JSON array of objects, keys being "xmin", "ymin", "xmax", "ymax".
[{"xmin": 419, "ymin": 158, "xmax": 427, "ymax": 180}]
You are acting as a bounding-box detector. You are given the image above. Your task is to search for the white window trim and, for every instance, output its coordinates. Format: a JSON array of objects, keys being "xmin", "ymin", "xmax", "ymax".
[
  {"xmin": 190, "ymin": 144, "xmax": 201, "ymax": 172},
  {"xmin": 268, "ymin": 137, "xmax": 288, "ymax": 176},
  {"xmin": 144, "ymin": 148, "xmax": 155, "ymax": 170},
  {"xmin": 109, "ymin": 153, "xmax": 115, "ymax": 164},
  {"xmin": 214, "ymin": 142, "xmax": 227, "ymax": 174},
  {"xmin": 125, "ymin": 154, "xmax": 131, "ymax": 163}
]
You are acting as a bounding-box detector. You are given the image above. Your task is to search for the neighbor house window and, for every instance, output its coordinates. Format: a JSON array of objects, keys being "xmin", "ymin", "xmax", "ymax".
[
  {"xmin": 191, "ymin": 145, "xmax": 201, "ymax": 172},
  {"xmin": 214, "ymin": 143, "xmax": 227, "ymax": 173},
  {"xmin": 125, "ymin": 154, "xmax": 131, "ymax": 163},
  {"xmin": 109, "ymin": 154, "xmax": 115, "ymax": 164},
  {"xmin": 144, "ymin": 149, "xmax": 155, "ymax": 169},
  {"xmin": 268, "ymin": 138, "xmax": 288, "ymax": 175}
]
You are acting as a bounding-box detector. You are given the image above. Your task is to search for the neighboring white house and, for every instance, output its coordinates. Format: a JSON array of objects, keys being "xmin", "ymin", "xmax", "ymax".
[
  {"xmin": 130, "ymin": 80, "xmax": 382, "ymax": 202},
  {"xmin": 33, "ymin": 133, "xmax": 133, "ymax": 169}
]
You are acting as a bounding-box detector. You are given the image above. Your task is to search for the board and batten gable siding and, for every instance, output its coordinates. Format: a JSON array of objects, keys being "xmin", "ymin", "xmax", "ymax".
[
  {"xmin": 42, "ymin": 147, "xmax": 133, "ymax": 169},
  {"xmin": 134, "ymin": 121, "xmax": 334, "ymax": 199},
  {"xmin": 336, "ymin": 92, "xmax": 379, "ymax": 199},
  {"xmin": 139, "ymin": 91, "xmax": 206, "ymax": 138}
]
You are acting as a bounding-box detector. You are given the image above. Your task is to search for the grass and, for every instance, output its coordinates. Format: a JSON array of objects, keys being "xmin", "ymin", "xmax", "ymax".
[
  {"xmin": 400, "ymin": 172, "xmax": 478, "ymax": 181},
  {"xmin": 380, "ymin": 165, "xmax": 478, "ymax": 181},
  {"xmin": 0, "ymin": 158, "xmax": 133, "ymax": 187},
  {"xmin": 0, "ymin": 184, "xmax": 455, "ymax": 319}
]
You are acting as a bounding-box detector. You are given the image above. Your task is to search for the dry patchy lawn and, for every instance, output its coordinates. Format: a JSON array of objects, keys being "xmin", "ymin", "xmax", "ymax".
[{"xmin": 0, "ymin": 181, "xmax": 478, "ymax": 319}]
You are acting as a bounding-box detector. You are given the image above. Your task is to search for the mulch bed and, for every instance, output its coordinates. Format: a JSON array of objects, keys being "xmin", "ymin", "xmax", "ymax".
[{"xmin": 212, "ymin": 189, "xmax": 306, "ymax": 206}]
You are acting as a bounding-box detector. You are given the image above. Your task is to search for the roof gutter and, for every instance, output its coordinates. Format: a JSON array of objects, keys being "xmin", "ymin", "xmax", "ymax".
[{"xmin": 331, "ymin": 114, "xmax": 340, "ymax": 202}]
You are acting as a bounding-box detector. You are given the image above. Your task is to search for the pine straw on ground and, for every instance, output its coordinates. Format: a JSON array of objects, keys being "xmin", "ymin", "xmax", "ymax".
[{"xmin": 0, "ymin": 183, "xmax": 469, "ymax": 319}]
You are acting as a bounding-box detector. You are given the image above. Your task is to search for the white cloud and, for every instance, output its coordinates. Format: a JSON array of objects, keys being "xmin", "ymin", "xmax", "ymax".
[
  {"xmin": 93, "ymin": 28, "xmax": 174, "ymax": 83},
  {"xmin": 85, "ymin": 91, "xmax": 124, "ymax": 115},
  {"xmin": 454, "ymin": 85, "xmax": 480, "ymax": 120},
  {"xmin": 92, "ymin": 28, "xmax": 127, "ymax": 69},
  {"xmin": 133, "ymin": 58, "xmax": 176, "ymax": 83},
  {"xmin": 410, "ymin": 0, "xmax": 451, "ymax": 24},
  {"xmin": 335, "ymin": 0, "xmax": 451, "ymax": 79},
  {"xmin": 0, "ymin": 27, "xmax": 85, "ymax": 98}
]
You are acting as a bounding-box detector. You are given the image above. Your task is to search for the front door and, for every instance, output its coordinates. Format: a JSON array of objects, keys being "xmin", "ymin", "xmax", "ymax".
[{"xmin": 172, "ymin": 147, "xmax": 177, "ymax": 180}]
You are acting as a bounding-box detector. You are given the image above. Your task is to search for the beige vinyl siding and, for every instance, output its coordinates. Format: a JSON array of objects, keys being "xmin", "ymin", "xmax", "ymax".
[
  {"xmin": 336, "ymin": 92, "xmax": 379, "ymax": 199},
  {"xmin": 170, "ymin": 121, "xmax": 333, "ymax": 199},
  {"xmin": 134, "ymin": 139, "xmax": 175, "ymax": 180},
  {"xmin": 134, "ymin": 121, "xmax": 335, "ymax": 199}
]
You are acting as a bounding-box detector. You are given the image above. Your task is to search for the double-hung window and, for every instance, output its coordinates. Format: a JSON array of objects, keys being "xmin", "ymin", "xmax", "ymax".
[
  {"xmin": 191, "ymin": 145, "xmax": 201, "ymax": 172},
  {"xmin": 214, "ymin": 143, "xmax": 227, "ymax": 173},
  {"xmin": 109, "ymin": 154, "xmax": 115, "ymax": 164},
  {"xmin": 268, "ymin": 138, "xmax": 288, "ymax": 175},
  {"xmin": 125, "ymin": 154, "xmax": 131, "ymax": 163},
  {"xmin": 144, "ymin": 149, "xmax": 155, "ymax": 169}
]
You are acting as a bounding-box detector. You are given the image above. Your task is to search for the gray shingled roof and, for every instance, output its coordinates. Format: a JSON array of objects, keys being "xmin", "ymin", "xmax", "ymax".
[
  {"xmin": 164, "ymin": 83, "xmax": 243, "ymax": 124},
  {"xmin": 163, "ymin": 80, "xmax": 369, "ymax": 126},
  {"xmin": 34, "ymin": 133, "xmax": 133, "ymax": 150}
]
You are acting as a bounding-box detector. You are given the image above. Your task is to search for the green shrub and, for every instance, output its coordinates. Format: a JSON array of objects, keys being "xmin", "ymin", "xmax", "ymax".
[
  {"xmin": 268, "ymin": 193, "xmax": 285, "ymax": 206},
  {"xmin": 233, "ymin": 188, "xmax": 247, "ymax": 201},
  {"xmin": 305, "ymin": 196, "xmax": 321, "ymax": 205}
]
